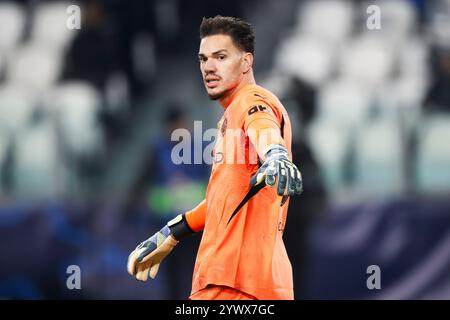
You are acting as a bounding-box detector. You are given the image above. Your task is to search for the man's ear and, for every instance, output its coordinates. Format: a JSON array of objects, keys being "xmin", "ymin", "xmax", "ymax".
[{"xmin": 242, "ymin": 52, "xmax": 253, "ymax": 74}]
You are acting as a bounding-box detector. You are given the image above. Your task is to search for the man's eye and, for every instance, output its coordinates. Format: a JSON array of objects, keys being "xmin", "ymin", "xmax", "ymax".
[{"xmin": 218, "ymin": 55, "xmax": 226, "ymax": 60}]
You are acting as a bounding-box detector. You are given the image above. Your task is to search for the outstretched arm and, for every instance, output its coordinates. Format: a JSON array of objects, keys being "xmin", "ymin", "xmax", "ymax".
[{"xmin": 245, "ymin": 109, "xmax": 303, "ymax": 203}]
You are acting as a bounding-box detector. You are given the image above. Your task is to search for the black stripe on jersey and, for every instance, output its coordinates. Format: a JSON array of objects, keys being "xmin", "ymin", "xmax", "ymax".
[
  {"xmin": 226, "ymin": 182, "xmax": 265, "ymax": 226},
  {"xmin": 280, "ymin": 115, "xmax": 287, "ymax": 205}
]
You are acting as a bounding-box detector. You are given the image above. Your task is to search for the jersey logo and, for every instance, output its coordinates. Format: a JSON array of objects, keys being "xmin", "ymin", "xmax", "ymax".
[
  {"xmin": 247, "ymin": 105, "xmax": 268, "ymax": 115},
  {"xmin": 254, "ymin": 93, "xmax": 268, "ymax": 100}
]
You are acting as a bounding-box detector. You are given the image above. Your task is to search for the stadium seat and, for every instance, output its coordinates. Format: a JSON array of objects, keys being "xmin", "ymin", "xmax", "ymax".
[
  {"xmin": 317, "ymin": 77, "xmax": 373, "ymax": 125},
  {"xmin": 398, "ymin": 37, "xmax": 429, "ymax": 78},
  {"xmin": 31, "ymin": 1, "xmax": 77, "ymax": 51},
  {"xmin": 377, "ymin": 76, "xmax": 428, "ymax": 117},
  {"xmin": 415, "ymin": 115, "xmax": 450, "ymax": 193},
  {"xmin": 46, "ymin": 82, "xmax": 103, "ymax": 157},
  {"xmin": 0, "ymin": 84, "xmax": 35, "ymax": 133},
  {"xmin": 13, "ymin": 121, "xmax": 60, "ymax": 199},
  {"xmin": 275, "ymin": 34, "xmax": 334, "ymax": 87},
  {"xmin": 339, "ymin": 35, "xmax": 394, "ymax": 86},
  {"xmin": 7, "ymin": 43, "xmax": 62, "ymax": 93},
  {"xmin": 295, "ymin": 0, "xmax": 354, "ymax": 43},
  {"xmin": 307, "ymin": 119, "xmax": 351, "ymax": 194},
  {"xmin": 354, "ymin": 119, "xmax": 404, "ymax": 195},
  {"xmin": 0, "ymin": 2, "xmax": 25, "ymax": 52},
  {"xmin": 374, "ymin": 38, "xmax": 429, "ymax": 127},
  {"xmin": 374, "ymin": 78, "xmax": 425, "ymax": 143},
  {"xmin": 362, "ymin": 0, "xmax": 417, "ymax": 41}
]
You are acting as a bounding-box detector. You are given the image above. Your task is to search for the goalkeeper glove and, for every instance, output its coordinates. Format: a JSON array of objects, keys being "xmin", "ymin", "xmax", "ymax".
[
  {"xmin": 250, "ymin": 144, "xmax": 303, "ymax": 203},
  {"xmin": 127, "ymin": 213, "xmax": 194, "ymax": 281}
]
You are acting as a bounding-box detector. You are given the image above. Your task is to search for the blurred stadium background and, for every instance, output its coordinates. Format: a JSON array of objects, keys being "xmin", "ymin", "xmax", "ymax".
[{"xmin": 0, "ymin": 0, "xmax": 450, "ymax": 299}]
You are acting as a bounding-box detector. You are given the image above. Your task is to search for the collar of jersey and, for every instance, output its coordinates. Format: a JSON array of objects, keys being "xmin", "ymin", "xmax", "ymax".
[{"xmin": 224, "ymin": 83, "xmax": 258, "ymax": 110}]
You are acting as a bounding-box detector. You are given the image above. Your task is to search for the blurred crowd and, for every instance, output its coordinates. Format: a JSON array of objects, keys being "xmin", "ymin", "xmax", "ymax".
[{"xmin": 0, "ymin": 0, "xmax": 449, "ymax": 299}]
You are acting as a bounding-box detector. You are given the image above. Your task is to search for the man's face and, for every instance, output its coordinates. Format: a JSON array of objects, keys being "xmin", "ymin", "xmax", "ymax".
[{"xmin": 198, "ymin": 34, "xmax": 247, "ymax": 101}]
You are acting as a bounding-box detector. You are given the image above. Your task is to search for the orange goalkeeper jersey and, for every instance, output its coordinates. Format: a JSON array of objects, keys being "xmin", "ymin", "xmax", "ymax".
[{"xmin": 188, "ymin": 84, "xmax": 294, "ymax": 300}]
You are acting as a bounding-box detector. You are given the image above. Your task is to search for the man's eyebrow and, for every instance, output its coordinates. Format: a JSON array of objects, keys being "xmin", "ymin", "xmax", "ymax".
[
  {"xmin": 198, "ymin": 49, "xmax": 229, "ymax": 57},
  {"xmin": 212, "ymin": 49, "xmax": 228, "ymax": 55}
]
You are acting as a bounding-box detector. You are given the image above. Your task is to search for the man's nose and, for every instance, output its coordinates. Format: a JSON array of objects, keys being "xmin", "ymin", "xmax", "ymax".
[{"xmin": 203, "ymin": 58, "xmax": 216, "ymax": 73}]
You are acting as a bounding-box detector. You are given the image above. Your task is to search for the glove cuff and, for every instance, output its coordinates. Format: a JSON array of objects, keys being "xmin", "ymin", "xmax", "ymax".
[
  {"xmin": 167, "ymin": 214, "xmax": 195, "ymax": 241},
  {"xmin": 263, "ymin": 144, "xmax": 288, "ymax": 158}
]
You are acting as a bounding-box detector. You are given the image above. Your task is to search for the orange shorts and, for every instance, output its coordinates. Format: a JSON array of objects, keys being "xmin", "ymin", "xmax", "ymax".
[{"xmin": 189, "ymin": 285, "xmax": 257, "ymax": 300}]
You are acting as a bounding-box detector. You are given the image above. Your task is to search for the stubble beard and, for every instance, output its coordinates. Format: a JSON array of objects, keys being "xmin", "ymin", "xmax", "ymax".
[
  {"xmin": 207, "ymin": 92, "xmax": 224, "ymax": 100},
  {"xmin": 207, "ymin": 87, "xmax": 230, "ymax": 101}
]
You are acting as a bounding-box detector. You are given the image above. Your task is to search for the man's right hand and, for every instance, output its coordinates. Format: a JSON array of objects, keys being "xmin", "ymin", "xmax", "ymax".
[
  {"xmin": 250, "ymin": 144, "xmax": 303, "ymax": 205},
  {"xmin": 127, "ymin": 213, "xmax": 197, "ymax": 281},
  {"xmin": 127, "ymin": 226, "xmax": 178, "ymax": 281}
]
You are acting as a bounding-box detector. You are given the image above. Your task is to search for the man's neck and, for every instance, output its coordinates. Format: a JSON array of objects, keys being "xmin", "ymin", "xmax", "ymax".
[{"xmin": 219, "ymin": 73, "xmax": 256, "ymax": 109}]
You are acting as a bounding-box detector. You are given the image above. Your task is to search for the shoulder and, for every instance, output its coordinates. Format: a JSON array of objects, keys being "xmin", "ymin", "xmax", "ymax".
[
  {"xmin": 237, "ymin": 84, "xmax": 283, "ymax": 120},
  {"xmin": 239, "ymin": 84, "xmax": 277, "ymax": 104}
]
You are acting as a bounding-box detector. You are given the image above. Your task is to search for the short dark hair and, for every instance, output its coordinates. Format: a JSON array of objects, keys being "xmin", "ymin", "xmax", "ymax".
[{"xmin": 199, "ymin": 16, "xmax": 255, "ymax": 54}]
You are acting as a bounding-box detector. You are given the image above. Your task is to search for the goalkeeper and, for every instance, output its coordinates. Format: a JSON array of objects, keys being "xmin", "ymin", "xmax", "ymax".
[{"xmin": 127, "ymin": 16, "xmax": 303, "ymax": 300}]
